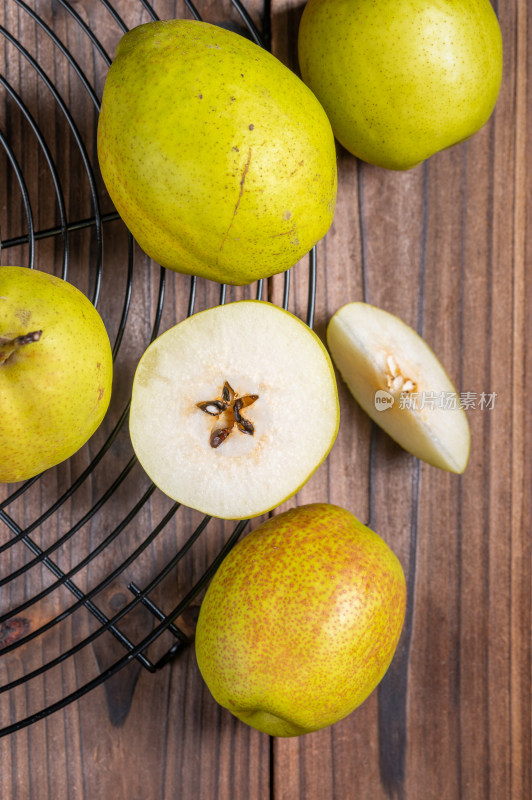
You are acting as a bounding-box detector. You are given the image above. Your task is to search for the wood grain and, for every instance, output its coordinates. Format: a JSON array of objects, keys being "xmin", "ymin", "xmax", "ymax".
[{"xmin": 1, "ymin": 0, "xmax": 530, "ymax": 798}]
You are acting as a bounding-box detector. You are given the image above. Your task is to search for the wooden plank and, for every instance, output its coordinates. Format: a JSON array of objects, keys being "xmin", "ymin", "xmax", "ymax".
[{"xmin": 268, "ymin": 0, "xmax": 531, "ymax": 799}]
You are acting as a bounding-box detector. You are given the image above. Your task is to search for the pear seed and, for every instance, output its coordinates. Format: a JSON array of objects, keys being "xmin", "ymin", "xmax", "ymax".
[
  {"xmin": 196, "ymin": 400, "xmax": 227, "ymax": 416},
  {"xmin": 210, "ymin": 427, "xmax": 233, "ymax": 448},
  {"xmin": 198, "ymin": 381, "xmax": 259, "ymax": 448},
  {"xmin": 384, "ymin": 353, "xmax": 417, "ymax": 394}
]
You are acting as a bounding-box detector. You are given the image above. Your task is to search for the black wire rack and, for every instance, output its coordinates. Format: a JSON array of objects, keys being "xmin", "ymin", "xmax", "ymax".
[{"xmin": 0, "ymin": 0, "xmax": 318, "ymax": 736}]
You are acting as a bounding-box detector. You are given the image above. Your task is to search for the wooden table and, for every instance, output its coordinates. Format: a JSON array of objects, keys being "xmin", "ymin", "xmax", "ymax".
[{"xmin": 1, "ymin": 1, "xmax": 529, "ymax": 798}]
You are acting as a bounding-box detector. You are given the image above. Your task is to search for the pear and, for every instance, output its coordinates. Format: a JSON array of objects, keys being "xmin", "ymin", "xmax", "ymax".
[
  {"xmin": 0, "ymin": 267, "xmax": 113, "ymax": 482},
  {"xmin": 97, "ymin": 19, "xmax": 337, "ymax": 285},
  {"xmin": 327, "ymin": 302, "xmax": 470, "ymax": 473},
  {"xmin": 298, "ymin": 0, "xmax": 503, "ymax": 170},
  {"xmin": 129, "ymin": 301, "xmax": 339, "ymax": 519},
  {"xmin": 195, "ymin": 502, "xmax": 406, "ymax": 737}
]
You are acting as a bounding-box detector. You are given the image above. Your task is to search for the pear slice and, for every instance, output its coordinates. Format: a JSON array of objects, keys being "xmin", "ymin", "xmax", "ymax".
[
  {"xmin": 327, "ymin": 302, "xmax": 470, "ymax": 473},
  {"xmin": 129, "ymin": 301, "xmax": 339, "ymax": 519}
]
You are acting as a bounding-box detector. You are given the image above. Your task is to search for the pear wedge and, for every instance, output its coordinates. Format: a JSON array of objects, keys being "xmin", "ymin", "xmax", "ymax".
[{"xmin": 327, "ymin": 302, "xmax": 470, "ymax": 473}]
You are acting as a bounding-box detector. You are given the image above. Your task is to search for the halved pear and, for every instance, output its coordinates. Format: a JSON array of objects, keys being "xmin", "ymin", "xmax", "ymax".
[
  {"xmin": 129, "ymin": 301, "xmax": 339, "ymax": 519},
  {"xmin": 327, "ymin": 302, "xmax": 470, "ymax": 473}
]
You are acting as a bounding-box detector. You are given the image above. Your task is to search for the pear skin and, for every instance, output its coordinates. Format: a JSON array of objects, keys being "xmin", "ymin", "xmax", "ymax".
[
  {"xmin": 98, "ymin": 20, "xmax": 337, "ymax": 284},
  {"xmin": 0, "ymin": 267, "xmax": 113, "ymax": 482},
  {"xmin": 195, "ymin": 503, "xmax": 406, "ymax": 736},
  {"xmin": 298, "ymin": 0, "xmax": 503, "ymax": 169}
]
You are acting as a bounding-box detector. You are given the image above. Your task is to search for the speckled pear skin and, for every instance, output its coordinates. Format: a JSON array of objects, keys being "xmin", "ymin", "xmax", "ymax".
[
  {"xmin": 298, "ymin": 0, "xmax": 503, "ymax": 170},
  {"xmin": 0, "ymin": 267, "xmax": 113, "ymax": 482},
  {"xmin": 97, "ymin": 19, "xmax": 337, "ymax": 285},
  {"xmin": 195, "ymin": 503, "xmax": 406, "ymax": 737}
]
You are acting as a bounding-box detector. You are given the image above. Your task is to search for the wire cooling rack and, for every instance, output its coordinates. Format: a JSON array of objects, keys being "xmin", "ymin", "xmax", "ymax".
[{"xmin": 0, "ymin": 0, "xmax": 318, "ymax": 735}]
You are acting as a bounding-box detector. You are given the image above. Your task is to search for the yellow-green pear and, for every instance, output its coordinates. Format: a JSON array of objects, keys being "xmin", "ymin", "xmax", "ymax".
[
  {"xmin": 195, "ymin": 503, "xmax": 406, "ymax": 736},
  {"xmin": 0, "ymin": 267, "xmax": 113, "ymax": 482},
  {"xmin": 97, "ymin": 19, "xmax": 337, "ymax": 285},
  {"xmin": 298, "ymin": 0, "xmax": 503, "ymax": 169}
]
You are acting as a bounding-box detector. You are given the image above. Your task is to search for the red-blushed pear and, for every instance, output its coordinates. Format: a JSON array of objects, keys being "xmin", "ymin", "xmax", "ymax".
[
  {"xmin": 327, "ymin": 302, "xmax": 470, "ymax": 473},
  {"xmin": 298, "ymin": 0, "xmax": 503, "ymax": 170},
  {"xmin": 128, "ymin": 301, "xmax": 339, "ymax": 519},
  {"xmin": 0, "ymin": 266, "xmax": 113, "ymax": 482},
  {"xmin": 194, "ymin": 502, "xmax": 406, "ymax": 737},
  {"xmin": 97, "ymin": 19, "xmax": 337, "ymax": 285}
]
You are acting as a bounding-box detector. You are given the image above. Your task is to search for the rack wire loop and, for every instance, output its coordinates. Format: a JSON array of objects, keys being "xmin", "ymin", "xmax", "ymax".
[{"xmin": 0, "ymin": 0, "xmax": 318, "ymax": 737}]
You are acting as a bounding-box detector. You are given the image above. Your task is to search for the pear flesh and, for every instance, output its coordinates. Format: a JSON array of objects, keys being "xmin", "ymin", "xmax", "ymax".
[
  {"xmin": 327, "ymin": 302, "xmax": 470, "ymax": 473},
  {"xmin": 0, "ymin": 267, "xmax": 113, "ymax": 482},
  {"xmin": 298, "ymin": 0, "xmax": 503, "ymax": 169},
  {"xmin": 195, "ymin": 503, "xmax": 407, "ymax": 737},
  {"xmin": 129, "ymin": 301, "xmax": 339, "ymax": 519},
  {"xmin": 98, "ymin": 19, "xmax": 338, "ymax": 285}
]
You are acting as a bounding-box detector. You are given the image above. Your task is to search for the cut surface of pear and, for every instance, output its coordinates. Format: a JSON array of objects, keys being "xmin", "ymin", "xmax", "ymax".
[
  {"xmin": 129, "ymin": 301, "xmax": 339, "ymax": 519},
  {"xmin": 327, "ymin": 302, "xmax": 470, "ymax": 473}
]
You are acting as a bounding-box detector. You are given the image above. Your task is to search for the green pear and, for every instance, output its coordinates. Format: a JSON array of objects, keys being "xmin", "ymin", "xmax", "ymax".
[
  {"xmin": 0, "ymin": 267, "xmax": 113, "ymax": 482},
  {"xmin": 298, "ymin": 0, "xmax": 503, "ymax": 169},
  {"xmin": 195, "ymin": 503, "xmax": 406, "ymax": 736},
  {"xmin": 97, "ymin": 19, "xmax": 337, "ymax": 285}
]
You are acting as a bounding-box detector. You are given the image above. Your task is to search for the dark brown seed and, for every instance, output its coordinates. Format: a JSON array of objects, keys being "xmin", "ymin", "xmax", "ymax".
[
  {"xmin": 222, "ymin": 382, "xmax": 235, "ymax": 403},
  {"xmin": 210, "ymin": 426, "xmax": 233, "ymax": 448},
  {"xmin": 237, "ymin": 418, "xmax": 254, "ymax": 435},
  {"xmin": 198, "ymin": 382, "xmax": 258, "ymax": 448}
]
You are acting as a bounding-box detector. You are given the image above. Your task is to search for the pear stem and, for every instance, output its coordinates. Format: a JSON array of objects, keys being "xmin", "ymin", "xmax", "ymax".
[{"xmin": 0, "ymin": 330, "xmax": 42, "ymax": 365}]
